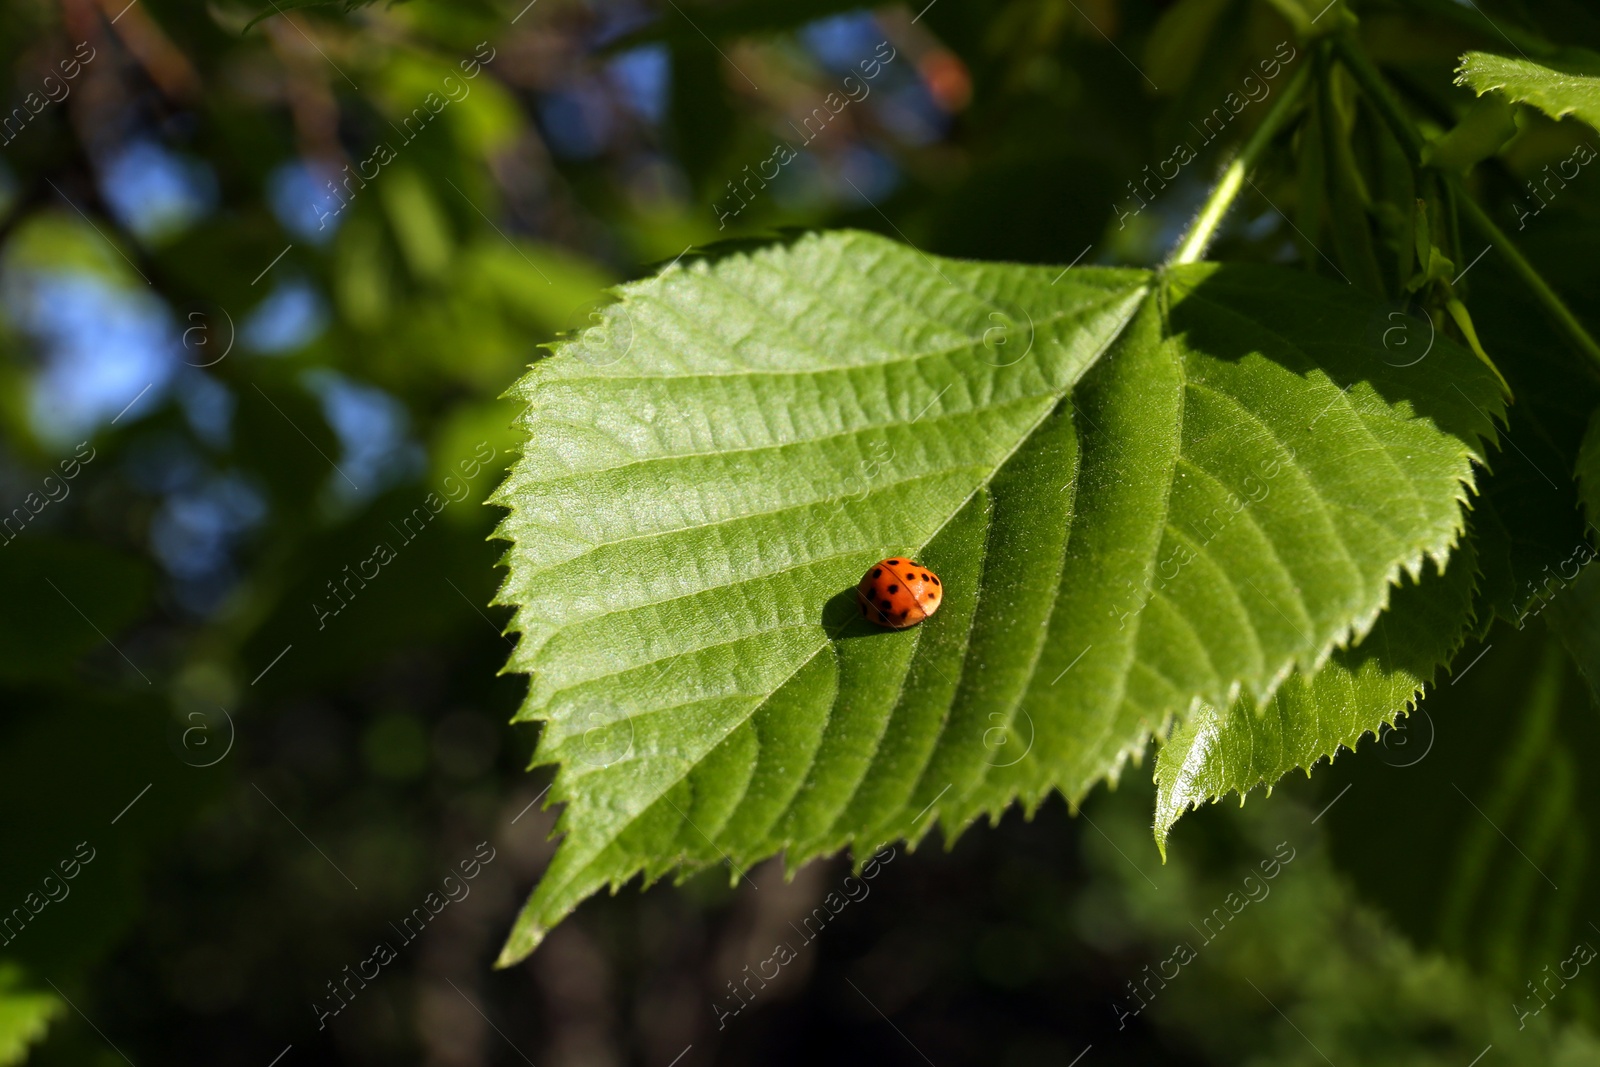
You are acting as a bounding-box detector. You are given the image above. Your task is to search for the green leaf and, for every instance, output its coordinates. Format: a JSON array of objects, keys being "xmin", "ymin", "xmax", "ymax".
[
  {"xmin": 1316, "ymin": 67, "xmax": 1386, "ymax": 297},
  {"xmin": 1257, "ymin": 0, "xmax": 1325, "ymax": 38},
  {"xmin": 239, "ymin": 0, "xmax": 374, "ymax": 32},
  {"xmin": 1423, "ymin": 94, "xmax": 1520, "ymax": 170},
  {"xmin": 1578, "ymin": 407, "xmax": 1600, "ymax": 530},
  {"xmin": 1549, "ymin": 561, "xmax": 1600, "ymax": 703},
  {"xmin": 1152, "ymin": 537, "xmax": 1479, "ymax": 852},
  {"xmin": 0, "ymin": 965, "xmax": 59, "ymax": 1067},
  {"xmin": 0, "ymin": 540, "xmax": 151, "ymax": 682},
  {"xmin": 1462, "ymin": 226, "xmax": 1599, "ymax": 631},
  {"xmin": 1143, "ymin": 0, "xmax": 1235, "ymax": 96},
  {"xmin": 1457, "ymin": 51, "xmax": 1600, "ymax": 135},
  {"xmin": 491, "ymin": 230, "xmax": 1504, "ymax": 965}
]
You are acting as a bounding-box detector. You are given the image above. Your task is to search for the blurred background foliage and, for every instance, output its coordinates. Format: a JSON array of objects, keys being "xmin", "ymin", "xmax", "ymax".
[{"xmin": 3, "ymin": 0, "xmax": 1600, "ymax": 1062}]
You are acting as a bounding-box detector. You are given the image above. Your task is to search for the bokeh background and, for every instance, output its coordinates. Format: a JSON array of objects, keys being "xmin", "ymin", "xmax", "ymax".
[{"xmin": 6, "ymin": 0, "xmax": 1600, "ymax": 1063}]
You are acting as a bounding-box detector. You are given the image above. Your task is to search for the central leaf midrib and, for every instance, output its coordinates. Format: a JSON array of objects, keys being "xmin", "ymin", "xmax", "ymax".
[{"xmin": 1067, "ymin": 287, "xmax": 1188, "ymax": 786}]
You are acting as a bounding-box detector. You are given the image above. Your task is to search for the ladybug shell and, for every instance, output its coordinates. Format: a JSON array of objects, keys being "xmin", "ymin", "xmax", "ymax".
[{"xmin": 857, "ymin": 558, "xmax": 942, "ymax": 629}]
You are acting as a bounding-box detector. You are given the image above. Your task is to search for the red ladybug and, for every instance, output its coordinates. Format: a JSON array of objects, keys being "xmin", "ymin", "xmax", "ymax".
[{"xmin": 857, "ymin": 558, "xmax": 942, "ymax": 629}]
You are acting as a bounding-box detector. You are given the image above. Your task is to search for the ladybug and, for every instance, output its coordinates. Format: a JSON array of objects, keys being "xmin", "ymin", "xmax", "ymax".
[{"xmin": 857, "ymin": 558, "xmax": 942, "ymax": 629}]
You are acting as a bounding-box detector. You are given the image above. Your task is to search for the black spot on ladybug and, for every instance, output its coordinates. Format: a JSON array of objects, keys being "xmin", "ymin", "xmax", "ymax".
[
  {"xmin": 880, "ymin": 599, "xmax": 892, "ymax": 611},
  {"xmin": 887, "ymin": 584, "xmax": 898, "ymax": 594},
  {"xmin": 898, "ymin": 609, "xmax": 909, "ymax": 620},
  {"xmin": 932, "ymin": 576, "xmax": 940, "ymax": 585},
  {"xmin": 872, "ymin": 568, "xmax": 882, "ymax": 578},
  {"xmin": 922, "ymin": 573, "xmax": 930, "ymax": 581}
]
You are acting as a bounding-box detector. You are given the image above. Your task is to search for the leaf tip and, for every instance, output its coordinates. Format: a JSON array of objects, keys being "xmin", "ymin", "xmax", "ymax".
[
  {"xmin": 494, "ymin": 924, "xmax": 547, "ymax": 969},
  {"xmin": 1153, "ymin": 816, "xmax": 1174, "ymax": 862}
]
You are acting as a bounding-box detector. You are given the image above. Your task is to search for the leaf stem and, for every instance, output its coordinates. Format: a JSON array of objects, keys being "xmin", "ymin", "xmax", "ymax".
[
  {"xmin": 1452, "ymin": 188, "xmax": 1600, "ymax": 373},
  {"xmin": 1332, "ymin": 34, "xmax": 1600, "ymax": 374},
  {"xmin": 1329, "ymin": 36, "xmax": 1423, "ymax": 160},
  {"xmin": 1169, "ymin": 63, "xmax": 1312, "ymax": 266}
]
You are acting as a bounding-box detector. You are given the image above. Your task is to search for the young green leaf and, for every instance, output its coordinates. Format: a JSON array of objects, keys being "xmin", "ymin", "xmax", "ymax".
[
  {"xmin": 490, "ymin": 230, "xmax": 1503, "ymax": 965},
  {"xmin": 1457, "ymin": 51, "xmax": 1600, "ymax": 135},
  {"xmin": 0, "ymin": 966, "xmax": 60, "ymax": 1067}
]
